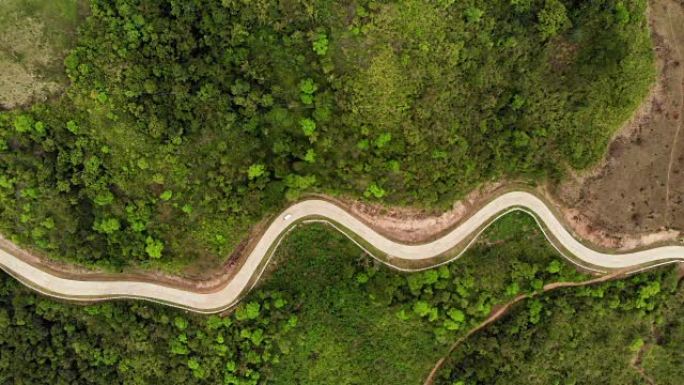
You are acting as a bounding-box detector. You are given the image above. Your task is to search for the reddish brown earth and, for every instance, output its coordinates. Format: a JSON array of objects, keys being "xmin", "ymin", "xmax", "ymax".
[
  {"xmin": 334, "ymin": 181, "xmax": 506, "ymax": 244},
  {"xmin": 337, "ymin": 179, "xmax": 681, "ymax": 251}
]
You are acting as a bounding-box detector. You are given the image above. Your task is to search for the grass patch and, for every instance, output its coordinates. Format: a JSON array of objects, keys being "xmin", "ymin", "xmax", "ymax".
[
  {"xmin": 260, "ymin": 225, "xmax": 444, "ymax": 384},
  {"xmin": 0, "ymin": 0, "xmax": 86, "ymax": 109}
]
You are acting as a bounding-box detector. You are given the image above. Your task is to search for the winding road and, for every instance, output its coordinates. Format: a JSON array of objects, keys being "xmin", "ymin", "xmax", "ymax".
[{"xmin": 0, "ymin": 191, "xmax": 682, "ymax": 313}]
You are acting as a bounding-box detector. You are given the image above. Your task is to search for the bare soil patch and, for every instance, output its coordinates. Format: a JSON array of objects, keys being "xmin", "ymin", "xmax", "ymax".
[
  {"xmin": 335, "ymin": 179, "xmax": 679, "ymax": 251},
  {"xmin": 553, "ymin": 0, "xmax": 684, "ymax": 239},
  {"xmin": 335, "ymin": 181, "xmax": 505, "ymax": 244}
]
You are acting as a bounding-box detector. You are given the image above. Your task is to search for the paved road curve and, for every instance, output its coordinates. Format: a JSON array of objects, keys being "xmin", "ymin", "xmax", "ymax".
[{"xmin": 0, "ymin": 191, "xmax": 682, "ymax": 313}]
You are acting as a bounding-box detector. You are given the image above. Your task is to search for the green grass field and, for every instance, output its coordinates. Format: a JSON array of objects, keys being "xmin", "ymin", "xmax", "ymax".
[
  {"xmin": 0, "ymin": 0, "xmax": 85, "ymax": 108},
  {"xmin": 260, "ymin": 226, "xmax": 445, "ymax": 384}
]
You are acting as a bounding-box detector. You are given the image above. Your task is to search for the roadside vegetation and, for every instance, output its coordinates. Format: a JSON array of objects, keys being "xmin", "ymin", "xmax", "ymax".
[
  {"xmin": 260, "ymin": 213, "xmax": 588, "ymax": 384},
  {"xmin": 0, "ymin": 0, "xmax": 654, "ymax": 270},
  {"xmin": 2, "ymin": 212, "xmax": 681, "ymax": 384},
  {"xmin": 0, "ymin": 272, "xmax": 299, "ymax": 384}
]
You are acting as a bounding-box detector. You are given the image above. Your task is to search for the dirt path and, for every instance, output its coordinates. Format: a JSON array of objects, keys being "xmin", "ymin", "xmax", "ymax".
[
  {"xmin": 665, "ymin": 5, "xmax": 684, "ymax": 225},
  {"xmin": 422, "ymin": 269, "xmax": 631, "ymax": 385},
  {"xmin": 630, "ymin": 332, "xmax": 657, "ymax": 385}
]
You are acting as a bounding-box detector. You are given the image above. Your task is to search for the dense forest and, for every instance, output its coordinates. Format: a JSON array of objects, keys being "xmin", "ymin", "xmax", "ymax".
[
  {"xmin": 0, "ymin": 273, "xmax": 299, "ymax": 384},
  {"xmin": 434, "ymin": 268, "xmax": 684, "ymax": 385},
  {"xmin": 0, "ymin": 2, "xmax": 679, "ymax": 384},
  {"xmin": 0, "ymin": 0, "xmax": 654, "ymax": 268},
  {"xmin": 0, "ymin": 217, "xmax": 680, "ymax": 384},
  {"xmin": 265, "ymin": 214, "xmax": 591, "ymax": 383}
]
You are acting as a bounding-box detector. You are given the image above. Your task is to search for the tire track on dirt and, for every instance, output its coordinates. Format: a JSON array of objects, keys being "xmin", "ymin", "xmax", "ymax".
[{"xmin": 665, "ymin": 4, "xmax": 684, "ymax": 225}]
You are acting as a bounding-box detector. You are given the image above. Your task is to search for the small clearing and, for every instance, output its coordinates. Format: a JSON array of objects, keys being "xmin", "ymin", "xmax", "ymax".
[
  {"xmin": 0, "ymin": 0, "xmax": 86, "ymax": 109},
  {"xmin": 555, "ymin": 0, "xmax": 684, "ymax": 236}
]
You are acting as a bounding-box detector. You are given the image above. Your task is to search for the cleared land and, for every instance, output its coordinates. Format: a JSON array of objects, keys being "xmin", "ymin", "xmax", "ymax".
[
  {"xmin": 555, "ymin": 0, "xmax": 684, "ymax": 236},
  {"xmin": 0, "ymin": 0, "xmax": 85, "ymax": 109}
]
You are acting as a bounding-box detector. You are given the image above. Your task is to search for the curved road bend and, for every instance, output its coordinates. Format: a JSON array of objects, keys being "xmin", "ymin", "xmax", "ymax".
[{"xmin": 0, "ymin": 191, "xmax": 682, "ymax": 313}]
